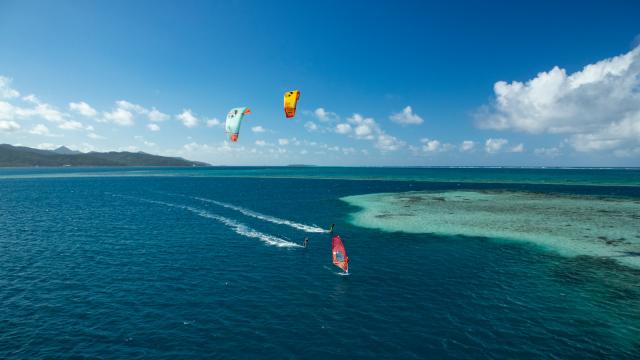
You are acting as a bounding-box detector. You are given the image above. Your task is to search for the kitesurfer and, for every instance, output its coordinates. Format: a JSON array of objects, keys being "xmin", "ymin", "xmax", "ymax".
[
  {"xmin": 303, "ymin": 237, "xmax": 309, "ymax": 248},
  {"xmin": 329, "ymin": 224, "xmax": 335, "ymax": 234}
]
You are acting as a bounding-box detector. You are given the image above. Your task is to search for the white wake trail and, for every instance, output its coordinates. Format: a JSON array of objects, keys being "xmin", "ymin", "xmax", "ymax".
[
  {"xmin": 126, "ymin": 196, "xmax": 301, "ymax": 248},
  {"xmin": 192, "ymin": 196, "xmax": 327, "ymax": 233}
]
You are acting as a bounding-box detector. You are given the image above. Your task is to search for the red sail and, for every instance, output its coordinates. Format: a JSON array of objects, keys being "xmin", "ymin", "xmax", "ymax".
[{"xmin": 332, "ymin": 235, "xmax": 349, "ymax": 273}]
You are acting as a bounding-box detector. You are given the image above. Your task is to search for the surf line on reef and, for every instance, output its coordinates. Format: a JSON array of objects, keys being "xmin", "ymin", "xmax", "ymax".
[
  {"xmin": 116, "ymin": 194, "xmax": 301, "ymax": 248},
  {"xmin": 167, "ymin": 195, "xmax": 327, "ymax": 233}
]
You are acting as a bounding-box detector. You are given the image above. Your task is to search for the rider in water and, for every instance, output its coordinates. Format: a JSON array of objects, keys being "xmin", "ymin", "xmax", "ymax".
[{"xmin": 303, "ymin": 237, "xmax": 309, "ymax": 248}]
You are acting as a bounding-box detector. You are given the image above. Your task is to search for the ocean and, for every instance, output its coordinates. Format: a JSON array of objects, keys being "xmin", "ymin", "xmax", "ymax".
[{"xmin": 1, "ymin": 167, "xmax": 639, "ymax": 359}]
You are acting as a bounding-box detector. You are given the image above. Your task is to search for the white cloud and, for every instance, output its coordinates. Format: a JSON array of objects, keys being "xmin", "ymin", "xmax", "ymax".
[
  {"xmin": 116, "ymin": 100, "xmax": 147, "ymax": 114},
  {"xmin": 534, "ymin": 147, "xmax": 561, "ymax": 157},
  {"xmin": 354, "ymin": 124, "xmax": 373, "ymax": 138},
  {"xmin": 206, "ymin": 118, "xmax": 221, "ymax": 127},
  {"xmin": 1, "ymin": 96, "xmax": 66, "ymax": 126},
  {"xmin": 33, "ymin": 103, "xmax": 65, "ymax": 123},
  {"xmin": 304, "ymin": 121, "xmax": 319, "ymax": 132},
  {"xmin": 390, "ymin": 106, "xmax": 424, "ymax": 125},
  {"xmin": 251, "ymin": 125, "xmax": 266, "ymax": 133},
  {"xmin": 420, "ymin": 138, "xmax": 454, "ymax": 153},
  {"xmin": 0, "ymin": 76, "xmax": 20, "ymax": 99},
  {"xmin": 36, "ymin": 142, "xmax": 57, "ymax": 150},
  {"xmin": 147, "ymin": 123, "xmax": 160, "ymax": 132},
  {"xmin": 478, "ymin": 46, "xmax": 640, "ymax": 154},
  {"xmin": 278, "ymin": 138, "xmax": 289, "ymax": 146},
  {"xmin": 0, "ymin": 120, "xmax": 20, "ymax": 132},
  {"xmin": 88, "ymin": 132, "xmax": 105, "ymax": 139},
  {"xmin": 460, "ymin": 140, "xmax": 475, "ymax": 152},
  {"xmin": 346, "ymin": 114, "xmax": 376, "ymax": 139},
  {"xmin": 485, "ymin": 138, "xmax": 508, "ymax": 154},
  {"xmin": 313, "ymin": 107, "xmax": 338, "ymax": 122},
  {"xmin": 376, "ymin": 133, "xmax": 405, "ymax": 151},
  {"xmin": 69, "ymin": 101, "xmax": 97, "ymax": 117},
  {"xmin": 337, "ymin": 113, "xmax": 405, "ymax": 151},
  {"xmin": 148, "ymin": 107, "xmax": 169, "ymax": 122},
  {"xmin": 177, "ymin": 109, "xmax": 198, "ymax": 128},
  {"xmin": 421, "ymin": 138, "xmax": 441, "ymax": 152},
  {"xmin": 510, "ymin": 143, "xmax": 525, "ymax": 153},
  {"xmin": 58, "ymin": 120, "xmax": 84, "ymax": 130},
  {"xmin": 22, "ymin": 94, "xmax": 39, "ymax": 103},
  {"xmin": 29, "ymin": 124, "xmax": 50, "ymax": 136},
  {"xmin": 255, "ymin": 140, "xmax": 267, "ymax": 146},
  {"xmin": 335, "ymin": 123, "xmax": 352, "ymax": 134},
  {"xmin": 103, "ymin": 107, "xmax": 134, "ymax": 126}
]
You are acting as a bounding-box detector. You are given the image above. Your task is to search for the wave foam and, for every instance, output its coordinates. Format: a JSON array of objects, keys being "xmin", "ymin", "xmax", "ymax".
[
  {"xmin": 127, "ymin": 196, "xmax": 301, "ymax": 248},
  {"xmin": 192, "ymin": 196, "xmax": 327, "ymax": 233}
]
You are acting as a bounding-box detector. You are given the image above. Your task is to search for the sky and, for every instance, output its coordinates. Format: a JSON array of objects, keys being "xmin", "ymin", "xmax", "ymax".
[{"xmin": 1, "ymin": 0, "xmax": 639, "ymax": 166}]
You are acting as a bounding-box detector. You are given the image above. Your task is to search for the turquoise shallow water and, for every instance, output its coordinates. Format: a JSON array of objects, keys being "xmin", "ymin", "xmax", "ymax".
[
  {"xmin": 343, "ymin": 190, "xmax": 640, "ymax": 268},
  {"xmin": 1, "ymin": 168, "xmax": 639, "ymax": 359}
]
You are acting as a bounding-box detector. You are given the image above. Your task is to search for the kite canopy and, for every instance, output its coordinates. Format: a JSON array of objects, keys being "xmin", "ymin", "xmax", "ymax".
[
  {"xmin": 284, "ymin": 90, "xmax": 300, "ymax": 118},
  {"xmin": 225, "ymin": 107, "xmax": 251, "ymax": 142},
  {"xmin": 332, "ymin": 235, "xmax": 349, "ymax": 273}
]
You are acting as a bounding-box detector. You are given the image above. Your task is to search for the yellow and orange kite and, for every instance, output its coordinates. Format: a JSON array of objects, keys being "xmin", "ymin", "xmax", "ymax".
[{"xmin": 283, "ymin": 90, "xmax": 300, "ymax": 118}]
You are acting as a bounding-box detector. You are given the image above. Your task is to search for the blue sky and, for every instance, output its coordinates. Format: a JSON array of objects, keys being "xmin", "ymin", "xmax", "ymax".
[{"xmin": 1, "ymin": 0, "xmax": 639, "ymax": 166}]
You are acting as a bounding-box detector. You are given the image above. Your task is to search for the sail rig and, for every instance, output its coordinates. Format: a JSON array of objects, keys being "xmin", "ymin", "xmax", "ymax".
[{"xmin": 332, "ymin": 235, "xmax": 349, "ymax": 274}]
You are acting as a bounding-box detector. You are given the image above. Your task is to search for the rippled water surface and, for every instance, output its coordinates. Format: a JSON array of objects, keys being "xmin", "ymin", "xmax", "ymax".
[{"xmin": 1, "ymin": 168, "xmax": 639, "ymax": 359}]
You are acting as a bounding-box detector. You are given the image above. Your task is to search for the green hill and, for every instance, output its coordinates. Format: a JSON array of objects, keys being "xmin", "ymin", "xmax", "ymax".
[{"xmin": 0, "ymin": 144, "xmax": 209, "ymax": 167}]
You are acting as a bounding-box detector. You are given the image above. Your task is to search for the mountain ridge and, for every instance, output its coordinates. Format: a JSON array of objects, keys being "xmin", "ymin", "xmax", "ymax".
[{"xmin": 0, "ymin": 144, "xmax": 209, "ymax": 167}]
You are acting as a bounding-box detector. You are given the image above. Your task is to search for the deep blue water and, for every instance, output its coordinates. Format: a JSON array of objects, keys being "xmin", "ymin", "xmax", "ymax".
[{"xmin": 1, "ymin": 169, "xmax": 639, "ymax": 359}]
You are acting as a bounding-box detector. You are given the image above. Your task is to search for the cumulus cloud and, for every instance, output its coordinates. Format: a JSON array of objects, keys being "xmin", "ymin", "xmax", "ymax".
[
  {"xmin": 335, "ymin": 113, "xmax": 405, "ymax": 151},
  {"xmin": 0, "ymin": 76, "xmax": 20, "ymax": 99},
  {"xmin": 304, "ymin": 121, "xmax": 318, "ymax": 132},
  {"xmin": 376, "ymin": 133, "xmax": 405, "ymax": 151},
  {"xmin": 335, "ymin": 123, "xmax": 352, "ymax": 134},
  {"xmin": 312, "ymin": 107, "xmax": 338, "ymax": 122},
  {"xmin": 255, "ymin": 140, "xmax": 267, "ymax": 146},
  {"xmin": 345, "ymin": 114, "xmax": 376, "ymax": 139},
  {"xmin": 58, "ymin": 120, "xmax": 84, "ymax": 130},
  {"xmin": 147, "ymin": 123, "xmax": 160, "ymax": 132},
  {"xmin": 485, "ymin": 138, "xmax": 508, "ymax": 154},
  {"xmin": 0, "ymin": 98, "xmax": 69, "ymax": 127},
  {"xmin": 421, "ymin": 138, "xmax": 441, "ymax": 152},
  {"xmin": 420, "ymin": 138, "xmax": 454, "ymax": 153},
  {"xmin": 251, "ymin": 125, "xmax": 266, "ymax": 133},
  {"xmin": 206, "ymin": 118, "xmax": 221, "ymax": 127},
  {"xmin": 510, "ymin": 143, "xmax": 525, "ymax": 153},
  {"xmin": 36, "ymin": 142, "xmax": 57, "ymax": 150},
  {"xmin": 278, "ymin": 138, "xmax": 289, "ymax": 146},
  {"xmin": 0, "ymin": 120, "xmax": 20, "ymax": 132},
  {"xmin": 534, "ymin": 147, "xmax": 561, "ymax": 157},
  {"xmin": 103, "ymin": 107, "xmax": 134, "ymax": 126},
  {"xmin": 116, "ymin": 100, "xmax": 147, "ymax": 114},
  {"xmin": 390, "ymin": 106, "xmax": 424, "ymax": 125},
  {"xmin": 98, "ymin": 100, "xmax": 168, "ymax": 125},
  {"xmin": 69, "ymin": 101, "xmax": 97, "ymax": 117},
  {"xmin": 177, "ymin": 109, "xmax": 198, "ymax": 128},
  {"xmin": 147, "ymin": 107, "xmax": 169, "ymax": 122},
  {"xmin": 460, "ymin": 140, "xmax": 475, "ymax": 152},
  {"xmin": 478, "ymin": 46, "xmax": 640, "ymax": 154},
  {"xmin": 22, "ymin": 94, "xmax": 39, "ymax": 103},
  {"xmin": 29, "ymin": 124, "xmax": 50, "ymax": 135},
  {"xmin": 88, "ymin": 132, "xmax": 105, "ymax": 139}
]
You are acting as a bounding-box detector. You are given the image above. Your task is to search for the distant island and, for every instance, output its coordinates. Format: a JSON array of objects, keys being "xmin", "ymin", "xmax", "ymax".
[{"xmin": 0, "ymin": 144, "xmax": 209, "ymax": 167}]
